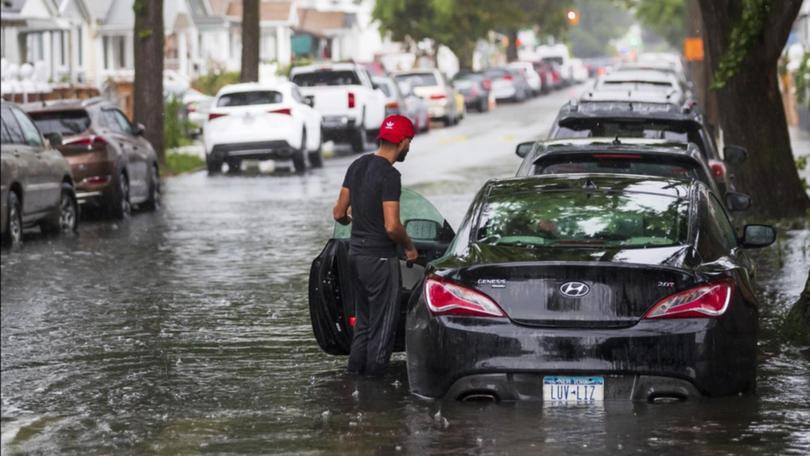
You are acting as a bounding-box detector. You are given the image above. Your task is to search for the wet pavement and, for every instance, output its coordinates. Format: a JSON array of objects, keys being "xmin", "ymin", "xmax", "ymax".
[{"xmin": 2, "ymin": 88, "xmax": 809, "ymax": 455}]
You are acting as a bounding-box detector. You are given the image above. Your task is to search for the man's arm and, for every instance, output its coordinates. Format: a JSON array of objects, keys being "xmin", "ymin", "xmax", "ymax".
[
  {"xmin": 383, "ymin": 201, "xmax": 418, "ymax": 261},
  {"xmin": 333, "ymin": 187, "xmax": 351, "ymax": 225}
]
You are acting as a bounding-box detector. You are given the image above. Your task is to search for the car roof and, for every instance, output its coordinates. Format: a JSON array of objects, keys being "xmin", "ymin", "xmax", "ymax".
[
  {"xmin": 20, "ymin": 97, "xmax": 108, "ymax": 113},
  {"xmin": 599, "ymin": 70, "xmax": 676, "ymax": 84},
  {"xmin": 215, "ymin": 81, "xmax": 291, "ymax": 97},
  {"xmin": 558, "ymin": 96, "xmax": 700, "ymax": 121},
  {"xmin": 486, "ymin": 174, "xmax": 693, "ymax": 199},
  {"xmin": 290, "ymin": 63, "xmax": 361, "ymax": 74},
  {"xmin": 393, "ymin": 69, "xmax": 439, "ymax": 76},
  {"xmin": 532, "ymin": 137, "xmax": 701, "ymax": 157}
]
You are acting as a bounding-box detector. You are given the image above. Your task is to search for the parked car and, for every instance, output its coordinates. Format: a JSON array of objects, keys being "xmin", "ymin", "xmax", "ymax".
[
  {"xmin": 613, "ymin": 62, "xmax": 692, "ymax": 97},
  {"xmin": 594, "ymin": 69, "xmax": 683, "ymax": 98},
  {"xmin": 291, "ymin": 63, "xmax": 386, "ymax": 153},
  {"xmin": 394, "ymin": 69, "xmax": 462, "ymax": 126},
  {"xmin": 537, "ymin": 43, "xmax": 574, "ymax": 84},
  {"xmin": 507, "ymin": 61, "xmax": 543, "ymax": 96},
  {"xmin": 25, "ymin": 98, "xmax": 159, "ymax": 219},
  {"xmin": 569, "ymin": 58, "xmax": 590, "ymax": 83},
  {"xmin": 204, "ymin": 81, "xmax": 323, "ymax": 174},
  {"xmin": 483, "ymin": 67, "xmax": 530, "ymax": 102},
  {"xmin": 514, "ymin": 137, "xmax": 752, "ymax": 211},
  {"xmin": 372, "ymin": 76, "xmax": 430, "ymax": 133},
  {"xmin": 183, "ymin": 89, "xmax": 214, "ymax": 136},
  {"xmin": 452, "ymin": 71, "xmax": 492, "ymax": 113},
  {"xmin": 2, "ymin": 100, "xmax": 78, "ymax": 246},
  {"xmin": 532, "ymin": 61, "xmax": 559, "ymax": 92},
  {"xmin": 309, "ymin": 176, "xmax": 776, "ymax": 401},
  {"xmin": 547, "ymin": 91, "xmax": 750, "ymax": 195}
]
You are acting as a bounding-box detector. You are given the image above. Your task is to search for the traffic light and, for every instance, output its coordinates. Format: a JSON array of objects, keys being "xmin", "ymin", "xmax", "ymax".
[{"xmin": 566, "ymin": 9, "xmax": 580, "ymax": 26}]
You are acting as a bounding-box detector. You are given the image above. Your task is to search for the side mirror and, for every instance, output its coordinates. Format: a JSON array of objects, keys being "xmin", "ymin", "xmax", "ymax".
[
  {"xmin": 725, "ymin": 191, "xmax": 752, "ymax": 212},
  {"xmin": 405, "ymin": 218, "xmax": 442, "ymax": 241},
  {"xmin": 740, "ymin": 224, "xmax": 776, "ymax": 248},
  {"xmin": 516, "ymin": 141, "xmax": 534, "ymax": 158},
  {"xmin": 304, "ymin": 95, "xmax": 314, "ymax": 107},
  {"xmin": 44, "ymin": 132, "xmax": 62, "ymax": 147},
  {"xmin": 134, "ymin": 123, "xmax": 145, "ymax": 136},
  {"xmin": 724, "ymin": 145, "xmax": 748, "ymax": 165}
]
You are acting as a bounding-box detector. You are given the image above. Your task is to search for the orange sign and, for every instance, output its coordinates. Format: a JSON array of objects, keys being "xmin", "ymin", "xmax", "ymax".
[{"xmin": 684, "ymin": 37, "xmax": 704, "ymax": 62}]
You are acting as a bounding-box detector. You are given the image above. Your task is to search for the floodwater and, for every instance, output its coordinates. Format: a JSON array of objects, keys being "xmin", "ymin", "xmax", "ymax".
[{"xmin": 2, "ymin": 97, "xmax": 810, "ymax": 454}]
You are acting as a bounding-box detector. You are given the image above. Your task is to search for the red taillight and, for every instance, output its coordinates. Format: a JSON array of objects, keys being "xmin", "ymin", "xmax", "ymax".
[
  {"xmin": 429, "ymin": 94, "xmax": 447, "ymax": 100},
  {"xmin": 270, "ymin": 108, "xmax": 292, "ymax": 115},
  {"xmin": 482, "ymin": 79, "xmax": 492, "ymax": 90},
  {"xmin": 643, "ymin": 280, "xmax": 734, "ymax": 319},
  {"xmin": 425, "ymin": 276, "xmax": 505, "ymax": 318},
  {"xmin": 348, "ymin": 92, "xmax": 356, "ymax": 108},
  {"xmin": 709, "ymin": 160, "xmax": 726, "ymax": 178},
  {"xmin": 81, "ymin": 175, "xmax": 112, "ymax": 185},
  {"xmin": 208, "ymin": 112, "xmax": 228, "ymax": 121},
  {"xmin": 593, "ymin": 154, "xmax": 643, "ymax": 159},
  {"xmin": 65, "ymin": 135, "xmax": 108, "ymax": 147},
  {"xmin": 502, "ymin": 74, "xmax": 513, "ymax": 81}
]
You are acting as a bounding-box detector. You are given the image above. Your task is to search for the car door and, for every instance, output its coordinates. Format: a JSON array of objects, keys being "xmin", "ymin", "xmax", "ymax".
[
  {"xmin": 101, "ymin": 109, "xmax": 145, "ymax": 200},
  {"xmin": 308, "ymin": 189, "xmax": 456, "ymax": 355},
  {"xmin": 111, "ymin": 109, "xmax": 150, "ymax": 201},
  {"xmin": 7, "ymin": 107, "xmax": 55, "ymax": 216}
]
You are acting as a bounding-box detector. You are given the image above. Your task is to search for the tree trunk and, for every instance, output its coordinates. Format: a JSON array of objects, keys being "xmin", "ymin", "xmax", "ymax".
[
  {"xmin": 698, "ymin": 0, "xmax": 809, "ymax": 219},
  {"xmin": 240, "ymin": 0, "xmax": 260, "ymax": 82},
  {"xmin": 133, "ymin": 0, "xmax": 165, "ymax": 165},
  {"xmin": 506, "ymin": 29, "xmax": 519, "ymax": 62}
]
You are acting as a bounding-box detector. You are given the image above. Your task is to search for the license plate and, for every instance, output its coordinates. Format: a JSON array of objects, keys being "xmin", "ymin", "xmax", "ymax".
[{"xmin": 543, "ymin": 376, "xmax": 604, "ymax": 402}]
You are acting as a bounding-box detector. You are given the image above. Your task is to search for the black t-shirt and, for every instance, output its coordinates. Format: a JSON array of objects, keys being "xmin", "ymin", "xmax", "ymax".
[{"xmin": 342, "ymin": 154, "xmax": 401, "ymax": 257}]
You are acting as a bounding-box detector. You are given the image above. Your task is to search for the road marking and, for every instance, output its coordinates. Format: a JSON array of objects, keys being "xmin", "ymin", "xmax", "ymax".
[{"xmin": 438, "ymin": 135, "xmax": 468, "ymax": 145}]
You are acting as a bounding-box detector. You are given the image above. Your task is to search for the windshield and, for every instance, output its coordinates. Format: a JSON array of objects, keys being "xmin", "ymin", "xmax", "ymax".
[
  {"xmin": 292, "ymin": 71, "xmax": 361, "ymax": 87},
  {"xmin": 217, "ymin": 91, "xmax": 282, "ymax": 107},
  {"xmin": 476, "ymin": 189, "xmax": 688, "ymax": 249},
  {"xmin": 395, "ymin": 73, "xmax": 438, "ymax": 87},
  {"xmin": 29, "ymin": 110, "xmax": 91, "ymax": 137},
  {"xmin": 534, "ymin": 157, "xmax": 699, "ymax": 181}
]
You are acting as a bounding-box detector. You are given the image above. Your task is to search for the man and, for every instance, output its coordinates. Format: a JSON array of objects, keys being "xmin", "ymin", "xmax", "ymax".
[{"xmin": 332, "ymin": 115, "xmax": 418, "ymax": 376}]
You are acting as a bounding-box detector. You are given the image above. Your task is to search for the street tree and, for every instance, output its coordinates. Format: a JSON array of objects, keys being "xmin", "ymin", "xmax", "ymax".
[
  {"xmin": 698, "ymin": 0, "xmax": 809, "ymax": 218},
  {"xmin": 240, "ymin": 0, "xmax": 260, "ymax": 82},
  {"xmin": 133, "ymin": 0, "xmax": 164, "ymax": 164},
  {"xmin": 624, "ymin": 0, "xmax": 685, "ymax": 49}
]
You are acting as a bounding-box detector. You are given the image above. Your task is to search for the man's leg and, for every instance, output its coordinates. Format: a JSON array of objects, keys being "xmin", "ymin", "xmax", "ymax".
[
  {"xmin": 347, "ymin": 255, "xmax": 371, "ymax": 373},
  {"xmin": 364, "ymin": 257, "xmax": 402, "ymax": 376}
]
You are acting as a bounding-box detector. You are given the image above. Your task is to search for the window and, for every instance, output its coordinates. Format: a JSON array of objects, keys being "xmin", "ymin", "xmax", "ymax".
[
  {"xmin": 216, "ymin": 91, "xmax": 283, "ymax": 107},
  {"xmin": 291, "ymin": 87, "xmax": 303, "ymax": 103},
  {"xmin": 394, "ymin": 73, "xmax": 438, "ymax": 88},
  {"xmin": 112, "ymin": 110, "xmax": 134, "ymax": 135},
  {"xmin": 292, "ymin": 71, "xmax": 361, "ymax": 87},
  {"xmin": 1, "ymin": 118, "xmax": 11, "ymax": 144},
  {"xmin": 534, "ymin": 157, "xmax": 698, "ymax": 181},
  {"xmin": 1, "ymin": 109, "xmax": 25, "ymax": 144},
  {"xmin": 697, "ymin": 193, "xmax": 738, "ymax": 260},
  {"xmin": 476, "ymin": 189, "xmax": 689, "ymax": 249},
  {"xmin": 117, "ymin": 36, "xmax": 126, "ymax": 68},
  {"xmin": 11, "ymin": 108, "xmax": 43, "ymax": 147},
  {"xmin": 29, "ymin": 110, "xmax": 92, "ymax": 137},
  {"xmin": 101, "ymin": 109, "xmax": 132, "ymax": 134},
  {"xmin": 77, "ymin": 27, "xmax": 83, "ymax": 66},
  {"xmin": 708, "ymin": 194, "xmax": 738, "ymax": 249}
]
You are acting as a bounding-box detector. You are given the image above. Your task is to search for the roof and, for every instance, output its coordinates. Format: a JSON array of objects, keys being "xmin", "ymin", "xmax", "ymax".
[
  {"xmin": 558, "ymin": 97, "xmax": 701, "ymax": 121},
  {"xmin": 290, "ymin": 62, "xmax": 363, "ymax": 74},
  {"xmin": 487, "ymin": 174, "xmax": 691, "ymax": 199},
  {"xmin": 579, "ymin": 90, "xmax": 681, "ymax": 104},
  {"xmin": 214, "ymin": 81, "xmax": 292, "ymax": 96},
  {"xmin": 20, "ymin": 97, "xmax": 108, "ymax": 112},
  {"xmin": 599, "ymin": 70, "xmax": 677, "ymax": 84},
  {"xmin": 531, "ymin": 138, "xmax": 702, "ymax": 160},
  {"xmin": 296, "ymin": 8, "xmax": 354, "ymax": 35},
  {"xmin": 226, "ymin": 0, "xmax": 293, "ymax": 23}
]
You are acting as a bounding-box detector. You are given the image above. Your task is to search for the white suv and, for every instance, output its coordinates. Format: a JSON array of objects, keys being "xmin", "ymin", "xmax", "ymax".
[{"xmin": 204, "ymin": 81, "xmax": 323, "ymax": 174}]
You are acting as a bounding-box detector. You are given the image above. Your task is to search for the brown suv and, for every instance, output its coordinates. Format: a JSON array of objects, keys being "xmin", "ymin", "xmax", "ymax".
[
  {"xmin": 1, "ymin": 100, "xmax": 78, "ymax": 247},
  {"xmin": 24, "ymin": 98, "xmax": 160, "ymax": 219}
]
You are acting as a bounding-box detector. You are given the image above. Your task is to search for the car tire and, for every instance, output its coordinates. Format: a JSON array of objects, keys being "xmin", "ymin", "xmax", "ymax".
[
  {"xmin": 293, "ymin": 130, "xmax": 307, "ymax": 173},
  {"xmin": 141, "ymin": 164, "xmax": 161, "ymax": 211},
  {"xmin": 308, "ymin": 134, "xmax": 324, "ymax": 168},
  {"xmin": 226, "ymin": 159, "xmax": 241, "ymax": 174},
  {"xmin": 3, "ymin": 191, "xmax": 23, "ymax": 247},
  {"xmin": 206, "ymin": 156, "xmax": 222, "ymax": 175},
  {"xmin": 40, "ymin": 184, "xmax": 78, "ymax": 235},
  {"xmin": 478, "ymin": 98, "xmax": 487, "ymax": 113},
  {"xmin": 351, "ymin": 127, "xmax": 366, "ymax": 153},
  {"xmin": 109, "ymin": 171, "xmax": 131, "ymax": 220}
]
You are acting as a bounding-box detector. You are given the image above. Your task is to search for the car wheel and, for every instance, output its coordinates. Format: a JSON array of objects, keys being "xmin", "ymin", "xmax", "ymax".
[
  {"xmin": 206, "ymin": 156, "xmax": 222, "ymax": 175},
  {"xmin": 351, "ymin": 127, "xmax": 366, "ymax": 153},
  {"xmin": 3, "ymin": 191, "xmax": 23, "ymax": 247},
  {"xmin": 479, "ymin": 98, "xmax": 488, "ymax": 113},
  {"xmin": 109, "ymin": 172, "xmax": 131, "ymax": 220},
  {"xmin": 41, "ymin": 184, "xmax": 78, "ymax": 235},
  {"xmin": 293, "ymin": 130, "xmax": 308, "ymax": 173},
  {"xmin": 226, "ymin": 159, "xmax": 241, "ymax": 174},
  {"xmin": 308, "ymin": 134, "xmax": 324, "ymax": 168},
  {"xmin": 142, "ymin": 164, "xmax": 161, "ymax": 211}
]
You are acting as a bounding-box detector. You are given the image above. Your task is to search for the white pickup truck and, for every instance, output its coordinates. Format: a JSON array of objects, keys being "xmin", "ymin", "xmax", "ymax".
[{"xmin": 290, "ymin": 63, "xmax": 387, "ymax": 153}]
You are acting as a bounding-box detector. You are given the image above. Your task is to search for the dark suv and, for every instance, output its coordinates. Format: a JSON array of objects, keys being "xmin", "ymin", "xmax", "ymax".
[
  {"xmin": 1, "ymin": 100, "xmax": 78, "ymax": 246},
  {"xmin": 24, "ymin": 98, "xmax": 160, "ymax": 219}
]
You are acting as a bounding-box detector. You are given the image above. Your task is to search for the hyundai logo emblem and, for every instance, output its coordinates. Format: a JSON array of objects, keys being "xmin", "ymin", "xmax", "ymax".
[{"xmin": 560, "ymin": 281, "xmax": 590, "ymax": 297}]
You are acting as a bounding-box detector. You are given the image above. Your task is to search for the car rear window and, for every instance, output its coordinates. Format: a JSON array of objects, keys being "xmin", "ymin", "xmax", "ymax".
[
  {"xmin": 598, "ymin": 81, "xmax": 674, "ymax": 91},
  {"xmin": 291, "ymin": 71, "xmax": 361, "ymax": 87},
  {"xmin": 533, "ymin": 157, "xmax": 698, "ymax": 180},
  {"xmin": 476, "ymin": 189, "xmax": 688, "ymax": 249},
  {"xmin": 554, "ymin": 120, "xmax": 690, "ymax": 143},
  {"xmin": 216, "ymin": 91, "xmax": 283, "ymax": 107},
  {"xmin": 28, "ymin": 110, "xmax": 91, "ymax": 137},
  {"xmin": 395, "ymin": 73, "xmax": 438, "ymax": 88}
]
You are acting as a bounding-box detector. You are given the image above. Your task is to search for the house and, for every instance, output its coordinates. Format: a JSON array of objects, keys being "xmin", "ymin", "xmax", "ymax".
[
  {"xmin": 223, "ymin": 0, "xmax": 296, "ymax": 67},
  {"xmin": 293, "ymin": 0, "xmax": 382, "ymax": 63}
]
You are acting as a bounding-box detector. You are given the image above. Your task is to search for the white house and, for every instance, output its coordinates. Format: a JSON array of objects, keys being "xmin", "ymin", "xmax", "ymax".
[{"xmin": 294, "ymin": 0, "xmax": 382, "ymax": 62}]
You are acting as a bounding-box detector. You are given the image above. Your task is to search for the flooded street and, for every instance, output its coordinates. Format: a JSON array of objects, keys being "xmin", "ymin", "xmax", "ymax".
[{"xmin": 2, "ymin": 90, "xmax": 809, "ymax": 455}]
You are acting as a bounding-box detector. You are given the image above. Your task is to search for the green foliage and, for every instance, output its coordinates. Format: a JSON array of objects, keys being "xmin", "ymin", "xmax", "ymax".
[
  {"xmin": 569, "ymin": 0, "xmax": 634, "ymax": 57},
  {"xmin": 191, "ymin": 71, "xmax": 240, "ymax": 96},
  {"xmin": 164, "ymin": 152, "xmax": 205, "ymax": 175},
  {"xmin": 796, "ymin": 52, "xmax": 810, "ymax": 109},
  {"xmin": 624, "ymin": 0, "xmax": 685, "ymax": 49},
  {"xmin": 711, "ymin": 0, "xmax": 770, "ymax": 89},
  {"xmin": 164, "ymin": 96, "xmax": 193, "ymax": 150}
]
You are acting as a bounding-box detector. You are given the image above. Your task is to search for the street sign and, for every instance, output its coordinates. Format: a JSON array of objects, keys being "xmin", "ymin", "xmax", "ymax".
[{"xmin": 684, "ymin": 37, "xmax": 704, "ymax": 62}]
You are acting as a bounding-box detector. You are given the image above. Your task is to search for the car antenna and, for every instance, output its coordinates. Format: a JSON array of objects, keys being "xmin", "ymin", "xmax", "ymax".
[{"xmin": 612, "ymin": 136, "xmax": 621, "ymax": 145}]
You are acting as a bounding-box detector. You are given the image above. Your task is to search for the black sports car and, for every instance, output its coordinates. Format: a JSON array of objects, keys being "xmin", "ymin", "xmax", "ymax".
[{"xmin": 309, "ymin": 175, "xmax": 776, "ymax": 403}]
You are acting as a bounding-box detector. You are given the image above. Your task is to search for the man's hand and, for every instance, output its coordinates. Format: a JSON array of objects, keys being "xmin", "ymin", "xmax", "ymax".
[
  {"xmin": 405, "ymin": 246, "xmax": 419, "ymax": 262},
  {"xmin": 333, "ymin": 187, "xmax": 351, "ymax": 225}
]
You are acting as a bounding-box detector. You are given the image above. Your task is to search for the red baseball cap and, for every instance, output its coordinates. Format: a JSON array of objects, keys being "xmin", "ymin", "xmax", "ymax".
[{"xmin": 377, "ymin": 115, "xmax": 415, "ymax": 144}]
